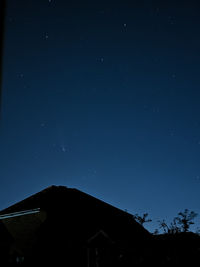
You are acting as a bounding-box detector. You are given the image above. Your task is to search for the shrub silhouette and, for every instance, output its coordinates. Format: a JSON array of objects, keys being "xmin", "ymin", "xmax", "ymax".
[
  {"xmin": 158, "ymin": 218, "xmax": 180, "ymax": 234},
  {"xmin": 157, "ymin": 209, "xmax": 198, "ymax": 234},
  {"xmin": 133, "ymin": 213, "xmax": 152, "ymax": 226},
  {"xmin": 175, "ymin": 209, "xmax": 198, "ymax": 232}
]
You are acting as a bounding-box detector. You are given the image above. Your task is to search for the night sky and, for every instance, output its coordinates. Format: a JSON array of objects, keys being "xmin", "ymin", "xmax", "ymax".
[{"xmin": 1, "ymin": 0, "xmax": 200, "ymax": 232}]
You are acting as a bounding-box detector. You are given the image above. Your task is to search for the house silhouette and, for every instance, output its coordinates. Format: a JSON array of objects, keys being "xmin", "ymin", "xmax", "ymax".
[{"xmin": 0, "ymin": 185, "xmax": 151, "ymax": 266}]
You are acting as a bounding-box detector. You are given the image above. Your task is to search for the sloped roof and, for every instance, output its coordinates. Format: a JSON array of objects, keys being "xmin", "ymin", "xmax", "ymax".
[
  {"xmin": 0, "ymin": 185, "xmax": 67, "ymax": 214},
  {"xmin": 0, "ymin": 185, "xmax": 132, "ymax": 216},
  {"xmin": 0, "ymin": 185, "xmax": 151, "ymax": 245}
]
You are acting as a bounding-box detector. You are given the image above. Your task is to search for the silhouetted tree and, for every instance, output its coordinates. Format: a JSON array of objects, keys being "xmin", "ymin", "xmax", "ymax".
[
  {"xmin": 168, "ymin": 217, "xmax": 181, "ymax": 234},
  {"xmin": 158, "ymin": 219, "xmax": 169, "ymax": 233},
  {"xmin": 158, "ymin": 217, "xmax": 182, "ymax": 234},
  {"xmin": 133, "ymin": 213, "xmax": 152, "ymax": 226},
  {"xmin": 157, "ymin": 209, "xmax": 198, "ymax": 234},
  {"xmin": 175, "ymin": 209, "xmax": 198, "ymax": 232}
]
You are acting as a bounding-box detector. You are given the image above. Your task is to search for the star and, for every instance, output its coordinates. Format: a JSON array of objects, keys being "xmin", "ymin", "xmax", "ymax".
[{"xmin": 61, "ymin": 146, "xmax": 68, "ymax": 152}]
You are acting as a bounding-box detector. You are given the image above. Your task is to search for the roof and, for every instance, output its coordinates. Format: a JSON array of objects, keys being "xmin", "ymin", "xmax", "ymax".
[
  {"xmin": 0, "ymin": 185, "xmax": 151, "ymax": 246},
  {"xmin": 0, "ymin": 208, "xmax": 40, "ymax": 219},
  {"xmin": 0, "ymin": 185, "xmax": 133, "ymax": 217}
]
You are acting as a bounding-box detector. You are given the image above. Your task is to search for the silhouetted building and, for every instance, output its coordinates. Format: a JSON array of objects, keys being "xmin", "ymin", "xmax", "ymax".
[
  {"xmin": 0, "ymin": 185, "xmax": 151, "ymax": 266},
  {"xmin": 0, "ymin": 220, "xmax": 13, "ymax": 265}
]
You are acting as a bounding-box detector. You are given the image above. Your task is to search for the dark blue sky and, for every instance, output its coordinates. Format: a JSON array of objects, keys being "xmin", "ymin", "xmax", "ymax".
[{"xmin": 1, "ymin": 0, "xmax": 200, "ymax": 232}]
